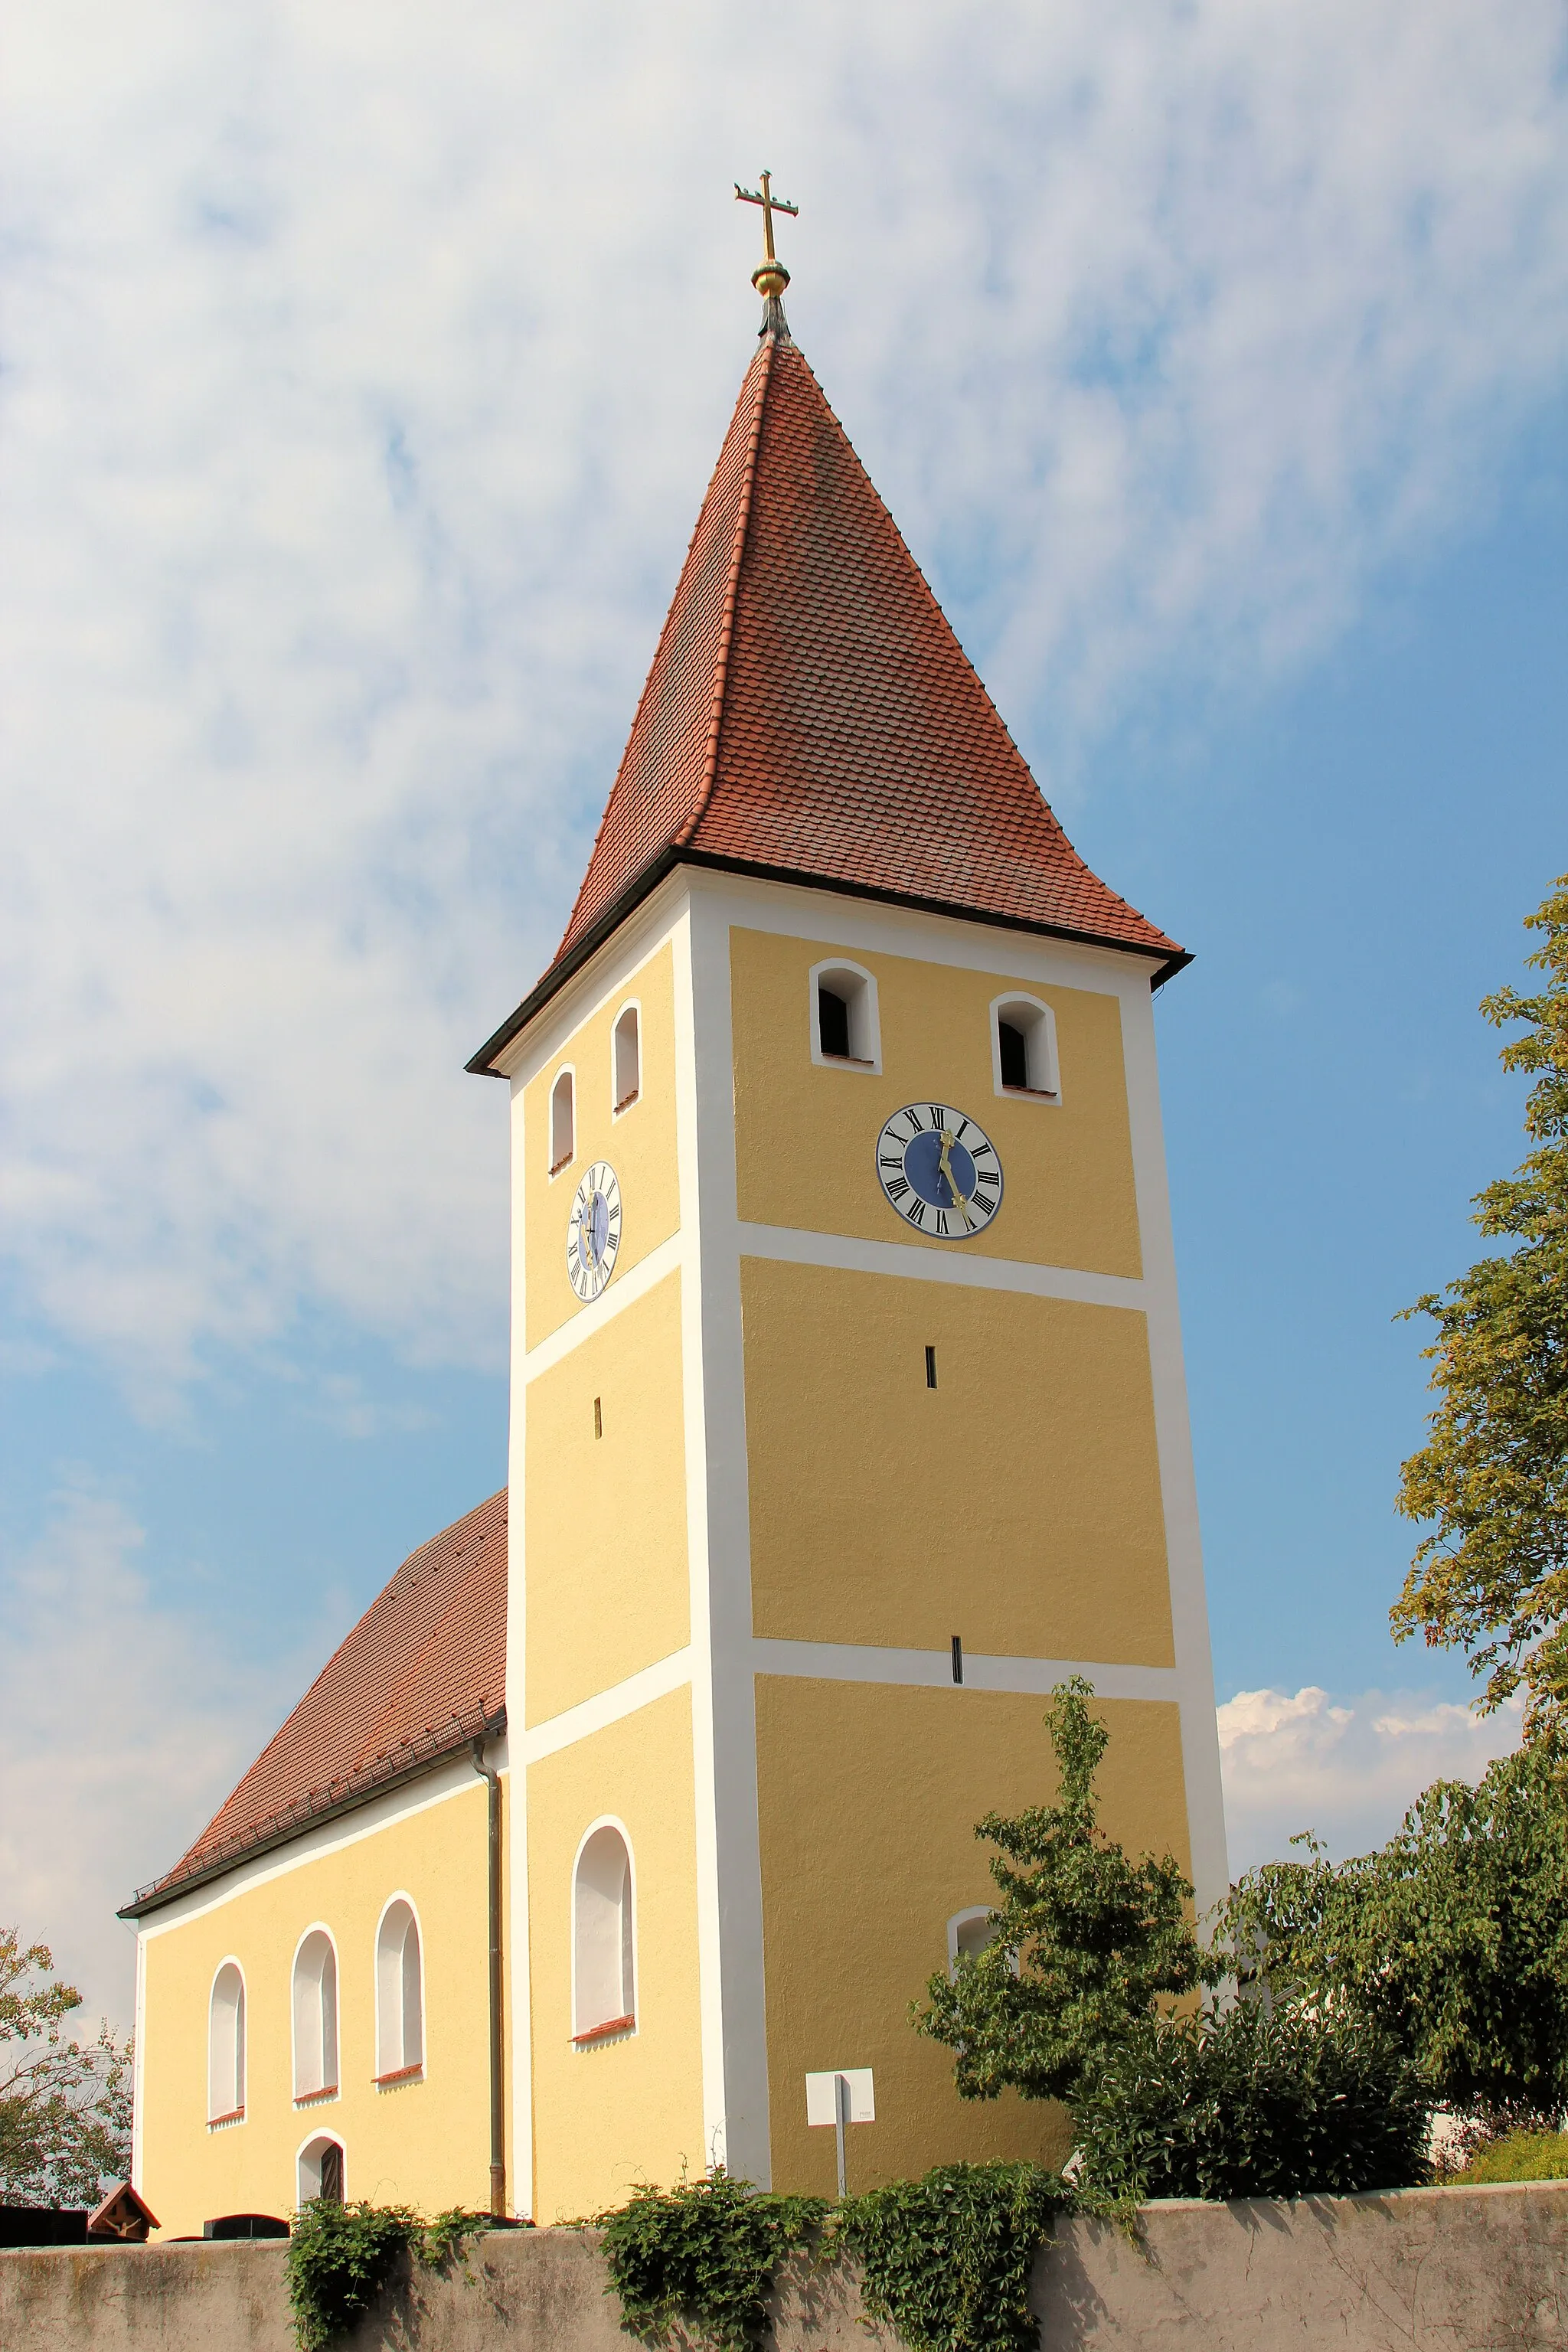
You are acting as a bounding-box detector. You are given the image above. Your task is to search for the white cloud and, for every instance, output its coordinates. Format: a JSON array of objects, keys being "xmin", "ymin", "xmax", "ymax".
[
  {"xmin": 1218, "ymin": 1681, "xmax": 1527, "ymax": 1876},
  {"xmin": 0, "ymin": 1490, "xmax": 342, "ymax": 2025},
  {"xmin": 2, "ymin": 0, "xmax": 1566, "ymax": 1387}
]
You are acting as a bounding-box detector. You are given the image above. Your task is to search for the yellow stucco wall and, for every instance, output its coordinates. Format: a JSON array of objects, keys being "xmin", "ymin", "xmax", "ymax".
[
  {"xmin": 524, "ymin": 1269, "xmax": 690, "ymax": 1726},
  {"xmin": 741, "ymin": 1257, "xmax": 1174, "ymax": 1665},
  {"xmin": 526, "ymin": 1688, "xmax": 705, "ymax": 2221},
  {"xmin": 524, "ymin": 941, "xmax": 681, "ymax": 1352},
  {"xmin": 730, "ymin": 929, "xmax": 1142, "ymax": 1279},
  {"xmin": 753, "ymin": 1678, "xmax": 1190, "ymax": 2194},
  {"xmin": 137, "ymin": 1772, "xmax": 508, "ymax": 2240}
]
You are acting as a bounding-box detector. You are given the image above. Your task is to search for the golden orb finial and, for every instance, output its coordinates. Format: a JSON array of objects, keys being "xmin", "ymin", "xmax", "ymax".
[{"xmin": 734, "ymin": 170, "xmax": 799, "ymax": 326}]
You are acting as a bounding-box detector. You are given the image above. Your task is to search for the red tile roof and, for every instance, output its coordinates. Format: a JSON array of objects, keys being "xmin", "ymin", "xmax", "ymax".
[
  {"xmin": 123, "ymin": 1492, "xmax": 507, "ymax": 1915},
  {"xmin": 471, "ymin": 327, "xmax": 1183, "ymax": 1070}
]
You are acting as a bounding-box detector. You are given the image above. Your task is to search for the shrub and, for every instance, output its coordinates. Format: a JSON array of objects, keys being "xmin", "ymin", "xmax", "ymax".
[
  {"xmin": 1072, "ymin": 2002, "xmax": 1432, "ymax": 2202},
  {"xmin": 285, "ymin": 2201, "xmax": 484, "ymax": 2350},
  {"xmin": 1455, "ymin": 2128, "xmax": 1568, "ymax": 2183},
  {"xmin": 596, "ymin": 2171, "xmax": 826, "ymax": 2352},
  {"xmin": 834, "ymin": 2161, "xmax": 1067, "ymax": 2352},
  {"xmin": 1223, "ymin": 1744, "xmax": 1568, "ymax": 2115}
]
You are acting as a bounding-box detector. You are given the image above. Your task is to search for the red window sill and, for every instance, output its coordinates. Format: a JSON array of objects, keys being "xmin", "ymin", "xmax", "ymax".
[
  {"xmin": 1001, "ymin": 1084, "xmax": 1058, "ymax": 1099},
  {"xmin": 548, "ymin": 1152, "xmax": 573, "ymax": 1177},
  {"xmin": 614, "ymin": 1089, "xmax": 640, "ymax": 1112},
  {"xmin": 294, "ymin": 2084, "xmax": 340, "ymax": 2107},
  {"xmin": 820, "ymin": 1054, "xmax": 874, "ymax": 1067},
  {"xmin": 207, "ymin": 2107, "xmax": 245, "ymax": 2128},
  {"xmin": 374, "ymin": 2064, "xmax": 425, "ymax": 2087},
  {"xmin": 572, "ymin": 2014, "xmax": 635, "ymax": 2047}
]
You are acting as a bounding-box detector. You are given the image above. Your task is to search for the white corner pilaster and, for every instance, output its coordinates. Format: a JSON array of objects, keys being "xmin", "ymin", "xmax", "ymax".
[{"xmin": 675, "ymin": 889, "xmax": 773, "ymax": 2183}]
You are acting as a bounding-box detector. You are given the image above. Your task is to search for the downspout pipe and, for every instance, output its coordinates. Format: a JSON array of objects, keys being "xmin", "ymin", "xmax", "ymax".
[{"xmin": 471, "ymin": 1738, "xmax": 506, "ymax": 2219}]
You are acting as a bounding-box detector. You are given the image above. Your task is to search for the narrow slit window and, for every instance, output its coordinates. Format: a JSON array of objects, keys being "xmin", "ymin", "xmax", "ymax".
[
  {"xmin": 613, "ymin": 1006, "xmax": 641, "ymax": 1112},
  {"xmin": 550, "ymin": 1069, "xmax": 575, "ymax": 1173},
  {"xmin": 951, "ymin": 1635, "xmax": 964, "ymax": 1684},
  {"xmin": 925, "ymin": 1346, "xmax": 938, "ymax": 1390},
  {"xmin": 593, "ymin": 1396, "xmax": 603, "ymax": 1439}
]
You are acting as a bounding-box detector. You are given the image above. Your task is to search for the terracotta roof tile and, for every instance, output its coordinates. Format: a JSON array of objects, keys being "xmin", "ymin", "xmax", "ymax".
[
  {"xmin": 544, "ymin": 329, "xmax": 1179, "ymax": 998},
  {"xmin": 126, "ymin": 1491, "xmax": 506, "ymax": 1909}
]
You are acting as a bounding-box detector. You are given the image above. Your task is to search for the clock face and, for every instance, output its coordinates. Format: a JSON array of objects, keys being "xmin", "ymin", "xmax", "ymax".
[
  {"xmin": 567, "ymin": 1161, "xmax": 622, "ymax": 1301},
  {"xmin": 876, "ymin": 1103, "xmax": 1002, "ymax": 1240}
]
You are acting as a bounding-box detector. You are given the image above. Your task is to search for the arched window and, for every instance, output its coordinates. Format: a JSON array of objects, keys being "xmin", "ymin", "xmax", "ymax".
[
  {"xmin": 550, "ymin": 1068, "xmax": 575, "ymax": 1173},
  {"xmin": 292, "ymin": 1929, "xmax": 339, "ymax": 2102},
  {"xmin": 809, "ymin": 959, "xmax": 880, "ymax": 1072},
  {"xmin": 297, "ymin": 2134, "xmax": 345, "ymax": 2207},
  {"xmin": 991, "ymin": 995, "xmax": 1060, "ymax": 1100},
  {"xmin": 207, "ymin": 1961, "xmax": 246, "ymax": 2124},
  {"xmin": 947, "ymin": 1907, "xmax": 1001, "ymax": 1975},
  {"xmin": 612, "ymin": 1004, "xmax": 641, "ymax": 1112},
  {"xmin": 375, "ymin": 1897, "xmax": 424, "ymax": 2080},
  {"xmin": 572, "ymin": 1821, "xmax": 635, "ymax": 2043}
]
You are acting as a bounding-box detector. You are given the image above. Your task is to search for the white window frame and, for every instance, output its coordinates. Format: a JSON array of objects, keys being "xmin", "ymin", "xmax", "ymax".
[
  {"xmin": 570, "ymin": 1815, "xmax": 639, "ymax": 2045},
  {"xmin": 611, "ymin": 1000, "xmax": 642, "ymax": 1119},
  {"xmin": 207, "ymin": 1957, "xmax": 247, "ymax": 2127},
  {"xmin": 808, "ymin": 958, "xmax": 882, "ymax": 1073},
  {"xmin": 947, "ymin": 1906, "xmax": 1001, "ymax": 1977},
  {"xmin": 548, "ymin": 1065, "xmax": 577, "ymax": 1176},
  {"xmin": 296, "ymin": 2131, "xmax": 347, "ymax": 2207},
  {"xmin": 290, "ymin": 1924, "xmax": 341, "ymax": 2105},
  {"xmin": 373, "ymin": 1893, "xmax": 426, "ymax": 2085},
  {"xmin": 990, "ymin": 993, "xmax": 1060, "ymax": 1102}
]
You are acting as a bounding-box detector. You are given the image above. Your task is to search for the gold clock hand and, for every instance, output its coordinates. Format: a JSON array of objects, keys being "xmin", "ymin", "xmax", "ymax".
[{"xmin": 937, "ymin": 1132, "xmax": 975, "ymax": 1227}]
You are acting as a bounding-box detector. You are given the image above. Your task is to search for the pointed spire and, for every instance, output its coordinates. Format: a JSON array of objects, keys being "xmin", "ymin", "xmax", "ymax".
[{"xmin": 469, "ymin": 320, "xmax": 1185, "ymax": 1072}]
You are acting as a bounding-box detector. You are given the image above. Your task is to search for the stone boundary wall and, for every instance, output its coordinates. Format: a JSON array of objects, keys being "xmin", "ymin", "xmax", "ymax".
[{"xmin": 2, "ymin": 2181, "xmax": 1566, "ymax": 2351}]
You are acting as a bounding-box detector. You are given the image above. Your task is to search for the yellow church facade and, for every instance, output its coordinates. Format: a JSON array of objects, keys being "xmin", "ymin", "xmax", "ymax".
[{"xmin": 122, "ymin": 257, "xmax": 1226, "ymax": 2234}]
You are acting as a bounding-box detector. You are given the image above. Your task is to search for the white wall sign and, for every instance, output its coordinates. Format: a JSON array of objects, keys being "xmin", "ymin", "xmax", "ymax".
[{"xmin": 805, "ymin": 2068, "xmax": 875, "ymax": 2126}]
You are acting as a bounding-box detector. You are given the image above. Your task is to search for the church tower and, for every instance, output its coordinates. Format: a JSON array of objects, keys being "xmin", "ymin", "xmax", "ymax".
[{"xmin": 468, "ymin": 217, "xmax": 1227, "ymax": 2222}]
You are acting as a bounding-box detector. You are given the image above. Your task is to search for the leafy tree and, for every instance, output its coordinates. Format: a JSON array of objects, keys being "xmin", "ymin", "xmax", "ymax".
[
  {"xmin": 1392, "ymin": 875, "xmax": 1568, "ymax": 1730},
  {"xmin": 0, "ymin": 1927, "xmax": 132, "ymax": 2204},
  {"xmin": 912, "ymin": 1679, "xmax": 1212, "ymax": 2103},
  {"xmin": 1221, "ymin": 1737, "xmax": 1568, "ymax": 2118}
]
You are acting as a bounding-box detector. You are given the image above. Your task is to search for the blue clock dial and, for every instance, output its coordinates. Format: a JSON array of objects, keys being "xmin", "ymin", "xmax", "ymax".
[{"xmin": 875, "ymin": 1104, "xmax": 1002, "ymax": 1240}]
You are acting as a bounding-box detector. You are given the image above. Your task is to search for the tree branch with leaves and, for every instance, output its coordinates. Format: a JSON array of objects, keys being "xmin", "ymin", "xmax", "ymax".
[
  {"xmin": 0, "ymin": 1927, "xmax": 132, "ymax": 2206},
  {"xmin": 1392, "ymin": 874, "xmax": 1568, "ymax": 1732}
]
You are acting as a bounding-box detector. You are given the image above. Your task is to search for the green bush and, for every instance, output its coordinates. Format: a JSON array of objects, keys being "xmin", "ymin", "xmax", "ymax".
[
  {"xmin": 835, "ymin": 2161, "xmax": 1067, "ymax": 2352},
  {"xmin": 285, "ymin": 2201, "xmax": 484, "ymax": 2350},
  {"xmin": 596, "ymin": 2162, "xmax": 1069, "ymax": 2352},
  {"xmin": 596, "ymin": 2171, "xmax": 826, "ymax": 2352},
  {"xmin": 1072, "ymin": 2003, "xmax": 1432, "ymax": 2203},
  {"xmin": 1456, "ymin": 2128, "xmax": 1568, "ymax": 2182}
]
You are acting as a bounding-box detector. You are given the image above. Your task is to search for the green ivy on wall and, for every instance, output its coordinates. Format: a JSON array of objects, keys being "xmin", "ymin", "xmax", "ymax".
[
  {"xmin": 285, "ymin": 2200, "xmax": 485, "ymax": 2350},
  {"xmin": 596, "ymin": 2163, "xmax": 1070, "ymax": 2352}
]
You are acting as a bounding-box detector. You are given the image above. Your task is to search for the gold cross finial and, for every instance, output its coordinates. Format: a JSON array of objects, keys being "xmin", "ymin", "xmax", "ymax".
[{"xmin": 735, "ymin": 169, "xmax": 799, "ymax": 303}]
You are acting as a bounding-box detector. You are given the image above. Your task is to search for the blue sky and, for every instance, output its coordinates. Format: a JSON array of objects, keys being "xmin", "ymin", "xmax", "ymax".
[{"xmin": 3, "ymin": 0, "xmax": 1566, "ymax": 2017}]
